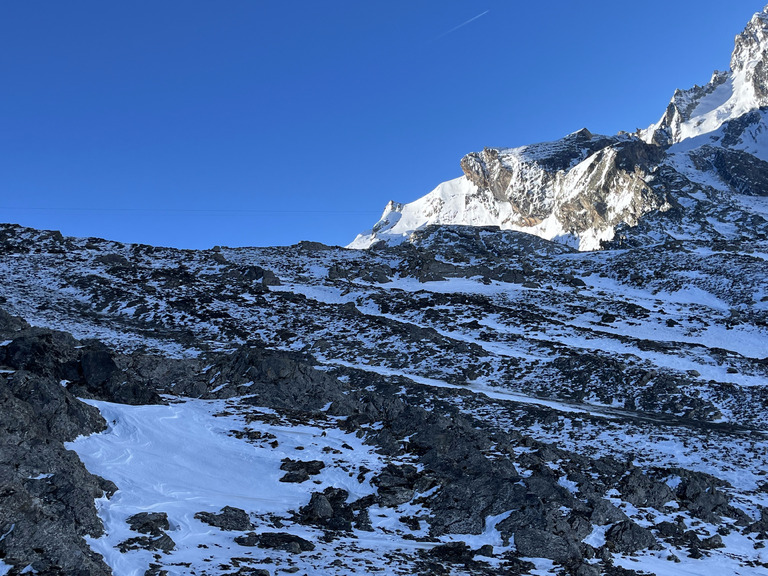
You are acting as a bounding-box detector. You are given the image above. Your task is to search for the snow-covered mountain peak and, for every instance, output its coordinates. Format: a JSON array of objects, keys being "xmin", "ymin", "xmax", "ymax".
[
  {"xmin": 731, "ymin": 5, "xmax": 768, "ymax": 74},
  {"xmin": 349, "ymin": 136, "xmax": 666, "ymax": 252},
  {"xmin": 351, "ymin": 7, "xmax": 768, "ymax": 253},
  {"xmin": 645, "ymin": 5, "xmax": 768, "ymax": 147}
]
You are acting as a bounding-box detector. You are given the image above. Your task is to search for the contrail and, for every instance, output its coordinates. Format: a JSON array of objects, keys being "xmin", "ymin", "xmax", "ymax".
[{"xmin": 434, "ymin": 10, "xmax": 490, "ymax": 40}]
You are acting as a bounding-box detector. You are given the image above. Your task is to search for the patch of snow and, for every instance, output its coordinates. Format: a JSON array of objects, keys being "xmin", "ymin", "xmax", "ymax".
[
  {"xmin": 583, "ymin": 523, "xmax": 609, "ymax": 548},
  {"xmin": 69, "ymin": 398, "xmax": 384, "ymax": 576}
]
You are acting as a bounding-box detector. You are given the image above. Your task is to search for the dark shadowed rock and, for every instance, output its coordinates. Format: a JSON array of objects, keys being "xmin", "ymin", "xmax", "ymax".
[
  {"xmin": 514, "ymin": 528, "xmax": 581, "ymax": 563},
  {"xmin": 373, "ymin": 463, "xmax": 419, "ymax": 506},
  {"xmin": 302, "ymin": 493, "xmax": 333, "ymax": 520},
  {"xmin": 127, "ymin": 512, "xmax": 170, "ymax": 537},
  {"xmin": 299, "ymin": 487, "xmax": 355, "ymax": 532},
  {"xmin": 236, "ymin": 532, "xmax": 315, "ymax": 553},
  {"xmin": 279, "ymin": 459, "xmax": 325, "ymax": 483},
  {"xmin": 194, "ymin": 506, "xmax": 253, "ymax": 531},
  {"xmin": 605, "ymin": 520, "xmax": 658, "ymax": 554},
  {"xmin": 428, "ymin": 542, "xmax": 475, "ymax": 564},
  {"xmin": 119, "ymin": 533, "xmax": 175, "ymax": 553},
  {"xmin": 81, "ymin": 349, "xmax": 118, "ymax": 389},
  {"xmin": 590, "ymin": 499, "xmax": 629, "ymax": 525},
  {"xmin": 0, "ymin": 309, "xmax": 29, "ymax": 333}
]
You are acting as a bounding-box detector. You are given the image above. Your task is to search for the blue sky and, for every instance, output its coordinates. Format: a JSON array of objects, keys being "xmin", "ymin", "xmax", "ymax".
[{"xmin": 0, "ymin": 1, "xmax": 762, "ymax": 248}]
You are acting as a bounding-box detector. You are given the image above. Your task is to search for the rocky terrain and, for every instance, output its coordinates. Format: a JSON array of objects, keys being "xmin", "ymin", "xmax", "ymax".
[
  {"xmin": 2, "ymin": 5, "xmax": 768, "ymax": 576},
  {"xmin": 0, "ymin": 216, "xmax": 766, "ymax": 575}
]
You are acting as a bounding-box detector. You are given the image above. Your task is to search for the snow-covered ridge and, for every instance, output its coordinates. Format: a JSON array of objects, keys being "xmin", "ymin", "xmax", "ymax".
[
  {"xmin": 351, "ymin": 5, "xmax": 768, "ymax": 252},
  {"xmin": 351, "ymin": 131, "xmax": 667, "ymax": 251},
  {"xmin": 644, "ymin": 5, "xmax": 768, "ymax": 146}
]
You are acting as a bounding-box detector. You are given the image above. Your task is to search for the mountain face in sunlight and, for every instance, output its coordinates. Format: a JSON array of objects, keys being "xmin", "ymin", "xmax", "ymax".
[{"xmin": 352, "ymin": 6, "xmax": 768, "ymax": 252}]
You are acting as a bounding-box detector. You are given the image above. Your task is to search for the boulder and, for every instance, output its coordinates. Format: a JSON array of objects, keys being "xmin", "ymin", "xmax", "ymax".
[
  {"xmin": 195, "ymin": 506, "xmax": 253, "ymax": 531},
  {"xmin": 605, "ymin": 520, "xmax": 658, "ymax": 554}
]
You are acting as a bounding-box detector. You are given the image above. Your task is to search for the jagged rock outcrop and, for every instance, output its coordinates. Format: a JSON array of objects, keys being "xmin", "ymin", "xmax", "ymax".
[{"xmin": 0, "ymin": 313, "xmax": 113, "ymax": 575}]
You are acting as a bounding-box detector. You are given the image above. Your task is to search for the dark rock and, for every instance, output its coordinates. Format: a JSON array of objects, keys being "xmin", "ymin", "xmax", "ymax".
[
  {"xmin": 428, "ymin": 541, "xmax": 474, "ymax": 563},
  {"xmin": 219, "ymin": 347, "xmax": 347, "ymax": 411},
  {"xmin": 279, "ymin": 469, "xmax": 310, "ymax": 483},
  {"xmin": 81, "ymin": 349, "xmax": 119, "ymax": 389},
  {"xmin": 619, "ymin": 470, "xmax": 675, "ymax": 509},
  {"xmin": 4, "ymin": 331, "xmax": 79, "ymax": 379},
  {"xmin": 576, "ymin": 564, "xmax": 601, "ymax": 576},
  {"xmin": 78, "ymin": 345, "xmax": 162, "ymax": 405},
  {"xmin": 748, "ymin": 508, "xmax": 768, "ymax": 533},
  {"xmin": 655, "ymin": 520, "xmax": 685, "ymax": 540},
  {"xmin": 127, "ymin": 512, "xmax": 170, "ymax": 537},
  {"xmin": 514, "ymin": 528, "xmax": 581, "ymax": 563},
  {"xmin": 0, "ymin": 309, "xmax": 29, "ymax": 333},
  {"xmin": 235, "ymin": 532, "xmax": 315, "ymax": 553},
  {"xmin": 302, "ymin": 493, "xmax": 333, "ymax": 521},
  {"xmin": 675, "ymin": 472, "xmax": 731, "ymax": 522},
  {"xmin": 373, "ymin": 464, "xmax": 419, "ymax": 507},
  {"xmin": 95, "ymin": 253, "xmax": 130, "ymax": 267},
  {"xmin": 0, "ymin": 370, "xmax": 111, "ymax": 574},
  {"xmin": 279, "ymin": 458, "xmax": 325, "ymax": 483},
  {"xmin": 299, "ymin": 487, "xmax": 355, "ymax": 532},
  {"xmin": 701, "ymin": 534, "xmax": 725, "ymax": 549},
  {"xmin": 118, "ymin": 533, "xmax": 175, "ymax": 553},
  {"xmin": 144, "ymin": 563, "xmax": 169, "ymax": 576},
  {"xmin": 605, "ymin": 520, "xmax": 658, "ymax": 554},
  {"xmin": 280, "ymin": 459, "xmax": 325, "ymax": 475},
  {"xmin": 474, "ymin": 544, "xmax": 494, "ymax": 558},
  {"xmin": 194, "ymin": 506, "xmax": 253, "ymax": 531},
  {"xmin": 233, "ymin": 532, "xmax": 260, "ymax": 547}
]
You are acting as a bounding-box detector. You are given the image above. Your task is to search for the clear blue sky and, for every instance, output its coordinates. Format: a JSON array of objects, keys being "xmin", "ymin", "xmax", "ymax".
[{"xmin": 0, "ymin": 1, "xmax": 762, "ymax": 248}]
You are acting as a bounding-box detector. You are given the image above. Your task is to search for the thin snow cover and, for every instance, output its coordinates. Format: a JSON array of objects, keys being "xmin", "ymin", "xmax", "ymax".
[
  {"xmin": 326, "ymin": 358, "xmax": 611, "ymax": 418},
  {"xmin": 68, "ymin": 398, "xmax": 383, "ymax": 576},
  {"xmin": 735, "ymin": 193, "xmax": 768, "ymax": 218}
]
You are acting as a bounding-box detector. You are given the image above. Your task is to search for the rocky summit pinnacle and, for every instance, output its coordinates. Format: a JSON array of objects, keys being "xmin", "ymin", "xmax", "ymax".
[{"xmin": 350, "ymin": 5, "xmax": 768, "ymax": 252}]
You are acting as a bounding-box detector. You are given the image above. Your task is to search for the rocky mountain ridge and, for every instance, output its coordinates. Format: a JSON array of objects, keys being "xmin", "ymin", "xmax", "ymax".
[{"xmin": 350, "ymin": 4, "xmax": 768, "ymax": 251}]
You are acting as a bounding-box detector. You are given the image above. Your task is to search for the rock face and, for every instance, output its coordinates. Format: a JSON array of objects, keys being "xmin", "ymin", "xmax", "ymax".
[
  {"xmin": 0, "ymin": 215, "xmax": 766, "ymax": 575},
  {"xmin": 0, "ymin": 315, "xmax": 113, "ymax": 575},
  {"xmin": 350, "ymin": 5, "xmax": 768, "ymax": 251}
]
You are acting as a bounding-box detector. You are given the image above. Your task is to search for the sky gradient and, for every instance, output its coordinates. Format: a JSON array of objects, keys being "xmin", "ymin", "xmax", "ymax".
[{"xmin": 0, "ymin": 1, "xmax": 763, "ymax": 248}]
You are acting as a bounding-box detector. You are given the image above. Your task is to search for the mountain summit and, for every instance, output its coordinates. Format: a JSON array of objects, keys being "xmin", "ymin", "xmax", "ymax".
[
  {"xmin": 645, "ymin": 5, "xmax": 768, "ymax": 147},
  {"xmin": 350, "ymin": 5, "xmax": 768, "ymax": 251}
]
